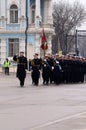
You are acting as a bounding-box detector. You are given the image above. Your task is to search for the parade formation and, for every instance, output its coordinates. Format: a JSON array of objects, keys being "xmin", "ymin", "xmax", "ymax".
[
  {"xmin": 28, "ymin": 53, "xmax": 86, "ymax": 86},
  {"xmin": 12, "ymin": 50, "xmax": 86, "ymax": 87}
]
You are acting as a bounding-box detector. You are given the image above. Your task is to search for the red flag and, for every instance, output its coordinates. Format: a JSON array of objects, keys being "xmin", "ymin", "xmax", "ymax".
[{"xmin": 41, "ymin": 29, "xmax": 48, "ymax": 50}]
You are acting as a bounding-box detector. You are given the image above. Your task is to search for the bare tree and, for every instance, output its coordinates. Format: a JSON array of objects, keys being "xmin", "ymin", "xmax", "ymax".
[{"xmin": 52, "ymin": 1, "xmax": 86, "ymax": 54}]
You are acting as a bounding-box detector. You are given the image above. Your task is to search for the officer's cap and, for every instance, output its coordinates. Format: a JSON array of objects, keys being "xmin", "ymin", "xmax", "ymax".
[
  {"xmin": 20, "ymin": 50, "xmax": 24, "ymax": 53},
  {"xmin": 34, "ymin": 53, "xmax": 38, "ymax": 56}
]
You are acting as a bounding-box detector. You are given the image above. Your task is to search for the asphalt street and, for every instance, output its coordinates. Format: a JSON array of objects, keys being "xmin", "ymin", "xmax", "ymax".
[{"xmin": 0, "ymin": 73, "xmax": 86, "ymax": 130}]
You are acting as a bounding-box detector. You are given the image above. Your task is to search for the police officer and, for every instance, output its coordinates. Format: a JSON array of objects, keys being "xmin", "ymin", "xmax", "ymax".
[
  {"xmin": 13, "ymin": 51, "xmax": 28, "ymax": 87},
  {"xmin": 4, "ymin": 58, "xmax": 11, "ymax": 75},
  {"xmin": 30, "ymin": 53, "xmax": 41, "ymax": 85}
]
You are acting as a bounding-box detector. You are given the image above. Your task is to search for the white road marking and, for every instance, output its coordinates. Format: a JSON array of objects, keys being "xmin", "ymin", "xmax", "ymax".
[
  {"xmin": 28, "ymin": 111, "xmax": 86, "ymax": 130},
  {"xmin": 73, "ymin": 129, "xmax": 86, "ymax": 130}
]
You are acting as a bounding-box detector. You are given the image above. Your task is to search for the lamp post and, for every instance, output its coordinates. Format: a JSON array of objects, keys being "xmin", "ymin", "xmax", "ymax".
[
  {"xmin": 66, "ymin": 33, "xmax": 68, "ymax": 54},
  {"xmin": 25, "ymin": 0, "xmax": 29, "ymax": 57},
  {"xmin": 75, "ymin": 29, "xmax": 79, "ymax": 56}
]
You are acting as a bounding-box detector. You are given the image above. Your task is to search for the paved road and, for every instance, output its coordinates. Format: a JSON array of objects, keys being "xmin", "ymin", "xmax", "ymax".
[{"xmin": 0, "ymin": 73, "xmax": 86, "ymax": 130}]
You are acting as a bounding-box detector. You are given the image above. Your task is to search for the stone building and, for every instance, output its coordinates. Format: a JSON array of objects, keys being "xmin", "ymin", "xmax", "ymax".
[{"xmin": 0, "ymin": 0, "xmax": 54, "ymax": 65}]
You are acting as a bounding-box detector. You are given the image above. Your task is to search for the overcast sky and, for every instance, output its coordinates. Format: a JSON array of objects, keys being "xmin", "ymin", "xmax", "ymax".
[
  {"xmin": 53, "ymin": 0, "xmax": 86, "ymax": 30},
  {"xmin": 53, "ymin": 0, "xmax": 86, "ymax": 7},
  {"xmin": 67, "ymin": 0, "xmax": 86, "ymax": 7}
]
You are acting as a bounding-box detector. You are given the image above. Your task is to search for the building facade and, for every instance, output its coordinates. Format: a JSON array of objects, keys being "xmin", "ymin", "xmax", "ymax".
[{"xmin": 0, "ymin": 0, "xmax": 54, "ymax": 65}]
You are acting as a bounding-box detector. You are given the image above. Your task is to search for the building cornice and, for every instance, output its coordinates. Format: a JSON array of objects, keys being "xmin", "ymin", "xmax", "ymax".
[{"xmin": 0, "ymin": 28, "xmax": 54, "ymax": 34}]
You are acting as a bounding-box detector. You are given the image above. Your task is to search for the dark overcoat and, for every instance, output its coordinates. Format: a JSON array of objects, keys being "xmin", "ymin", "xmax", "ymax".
[{"xmin": 13, "ymin": 55, "xmax": 28, "ymax": 80}]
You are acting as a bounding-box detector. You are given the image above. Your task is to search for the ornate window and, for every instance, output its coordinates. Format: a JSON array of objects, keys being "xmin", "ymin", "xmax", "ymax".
[
  {"xmin": 10, "ymin": 4, "xmax": 18, "ymax": 23},
  {"xmin": 8, "ymin": 39, "xmax": 19, "ymax": 57},
  {"xmin": 31, "ymin": 4, "xmax": 35, "ymax": 23}
]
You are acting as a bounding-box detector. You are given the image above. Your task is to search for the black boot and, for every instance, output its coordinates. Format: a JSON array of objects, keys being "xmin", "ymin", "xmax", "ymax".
[{"xmin": 20, "ymin": 79, "xmax": 24, "ymax": 87}]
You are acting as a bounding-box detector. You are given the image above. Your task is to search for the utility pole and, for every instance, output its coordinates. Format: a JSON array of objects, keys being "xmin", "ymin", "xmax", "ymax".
[{"xmin": 25, "ymin": 0, "xmax": 29, "ymax": 57}]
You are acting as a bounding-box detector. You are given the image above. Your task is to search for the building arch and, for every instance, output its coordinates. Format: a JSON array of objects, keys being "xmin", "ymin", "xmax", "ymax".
[{"xmin": 8, "ymin": 1, "xmax": 19, "ymax": 10}]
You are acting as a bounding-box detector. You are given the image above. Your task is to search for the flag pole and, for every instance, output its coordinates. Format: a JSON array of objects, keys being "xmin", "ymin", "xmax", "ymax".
[
  {"xmin": 44, "ymin": 49, "xmax": 46, "ymax": 57},
  {"xmin": 41, "ymin": 28, "xmax": 48, "ymax": 57}
]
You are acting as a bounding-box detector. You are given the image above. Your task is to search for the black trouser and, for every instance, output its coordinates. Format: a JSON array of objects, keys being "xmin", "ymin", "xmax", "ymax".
[
  {"xmin": 50, "ymin": 71, "xmax": 54, "ymax": 83},
  {"xmin": 42, "ymin": 72, "xmax": 50, "ymax": 84},
  {"xmin": 31, "ymin": 70, "xmax": 40, "ymax": 85},
  {"xmin": 5, "ymin": 67, "xmax": 9, "ymax": 75},
  {"xmin": 18, "ymin": 77, "xmax": 25, "ymax": 87},
  {"xmin": 17, "ymin": 65, "xmax": 26, "ymax": 87}
]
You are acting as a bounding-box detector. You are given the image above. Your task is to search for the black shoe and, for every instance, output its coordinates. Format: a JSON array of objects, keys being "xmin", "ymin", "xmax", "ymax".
[
  {"xmin": 35, "ymin": 83, "xmax": 38, "ymax": 86},
  {"xmin": 20, "ymin": 82, "xmax": 24, "ymax": 87},
  {"xmin": 50, "ymin": 81, "xmax": 52, "ymax": 84},
  {"xmin": 34, "ymin": 82, "xmax": 38, "ymax": 86},
  {"xmin": 46, "ymin": 82, "xmax": 49, "ymax": 85},
  {"xmin": 43, "ymin": 81, "xmax": 45, "ymax": 85},
  {"xmin": 20, "ymin": 84, "xmax": 24, "ymax": 87}
]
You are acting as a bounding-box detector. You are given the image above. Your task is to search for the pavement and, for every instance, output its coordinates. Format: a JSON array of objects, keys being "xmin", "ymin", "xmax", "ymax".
[{"xmin": 0, "ymin": 73, "xmax": 86, "ymax": 130}]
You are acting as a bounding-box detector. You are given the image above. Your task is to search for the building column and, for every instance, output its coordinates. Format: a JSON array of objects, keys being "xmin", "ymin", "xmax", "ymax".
[
  {"xmin": 1, "ymin": 38, "xmax": 6, "ymax": 65},
  {"xmin": 35, "ymin": 34, "xmax": 41, "ymax": 56},
  {"xmin": 35, "ymin": 0, "xmax": 41, "ymax": 27},
  {"xmin": 43, "ymin": 0, "xmax": 48, "ymax": 24},
  {"xmin": 35, "ymin": 0, "xmax": 40, "ymax": 17},
  {"xmin": 0, "ymin": 0, "xmax": 6, "ymax": 29},
  {"xmin": 48, "ymin": 0, "xmax": 53, "ymax": 24},
  {"xmin": 47, "ymin": 35, "xmax": 52, "ymax": 54},
  {"xmin": 1, "ymin": 0, "xmax": 5, "ymax": 16}
]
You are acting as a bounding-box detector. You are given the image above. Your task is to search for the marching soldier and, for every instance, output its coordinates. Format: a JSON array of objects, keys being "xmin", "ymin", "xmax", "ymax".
[
  {"xmin": 46, "ymin": 54, "xmax": 55, "ymax": 84},
  {"xmin": 42, "ymin": 55, "xmax": 50, "ymax": 85},
  {"xmin": 13, "ymin": 51, "xmax": 28, "ymax": 87},
  {"xmin": 53, "ymin": 59, "xmax": 62, "ymax": 84},
  {"xmin": 30, "ymin": 53, "xmax": 41, "ymax": 85}
]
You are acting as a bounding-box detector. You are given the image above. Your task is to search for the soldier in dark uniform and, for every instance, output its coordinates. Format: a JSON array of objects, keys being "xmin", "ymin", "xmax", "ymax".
[
  {"xmin": 83, "ymin": 58, "xmax": 86, "ymax": 83},
  {"xmin": 53, "ymin": 59, "xmax": 62, "ymax": 84},
  {"xmin": 30, "ymin": 53, "xmax": 41, "ymax": 85},
  {"xmin": 46, "ymin": 54, "xmax": 55, "ymax": 84},
  {"xmin": 42, "ymin": 55, "xmax": 51, "ymax": 85},
  {"xmin": 13, "ymin": 51, "xmax": 28, "ymax": 87},
  {"xmin": 57, "ymin": 55, "xmax": 66, "ymax": 83}
]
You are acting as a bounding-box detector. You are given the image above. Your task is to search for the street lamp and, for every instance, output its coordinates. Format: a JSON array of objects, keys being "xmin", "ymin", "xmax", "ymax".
[{"xmin": 66, "ymin": 33, "xmax": 68, "ymax": 54}]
